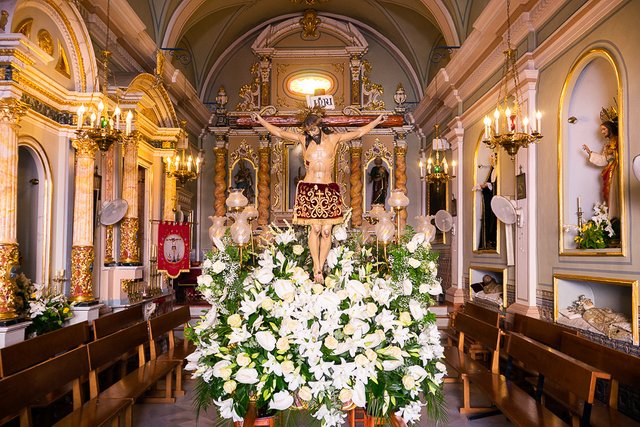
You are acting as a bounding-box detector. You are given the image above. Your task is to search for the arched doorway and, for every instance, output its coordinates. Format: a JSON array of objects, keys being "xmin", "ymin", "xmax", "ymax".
[{"xmin": 17, "ymin": 143, "xmax": 52, "ymax": 286}]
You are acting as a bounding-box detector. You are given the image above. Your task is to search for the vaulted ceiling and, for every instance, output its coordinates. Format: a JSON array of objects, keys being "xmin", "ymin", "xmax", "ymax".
[{"xmin": 122, "ymin": 0, "xmax": 490, "ymax": 99}]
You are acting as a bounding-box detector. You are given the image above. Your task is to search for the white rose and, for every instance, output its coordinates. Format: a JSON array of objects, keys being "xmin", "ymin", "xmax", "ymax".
[
  {"xmin": 298, "ymin": 386, "xmax": 313, "ymax": 402},
  {"xmin": 256, "ymin": 331, "xmax": 277, "ymax": 351},
  {"xmin": 281, "ymin": 360, "xmax": 295, "ymax": 375},
  {"xmin": 402, "ymin": 279, "xmax": 413, "ymax": 295},
  {"xmin": 343, "ymin": 323, "xmax": 356, "ymax": 336},
  {"xmin": 402, "ymin": 375, "xmax": 416, "ymax": 390},
  {"xmin": 339, "ymin": 388, "xmax": 353, "ymax": 403},
  {"xmin": 333, "ymin": 226, "xmax": 348, "ymax": 242},
  {"xmin": 274, "ymin": 279, "xmax": 296, "ymax": 302},
  {"xmin": 324, "ymin": 335, "xmax": 338, "ymax": 350},
  {"xmin": 312, "ymin": 283, "xmax": 324, "ymax": 294},
  {"xmin": 276, "ymin": 337, "xmax": 290, "ymax": 351},
  {"xmin": 399, "ymin": 311, "xmax": 412, "ymax": 326},
  {"xmin": 212, "ymin": 360, "xmax": 233, "ymax": 380},
  {"xmin": 366, "ymin": 302, "xmax": 378, "ymax": 317},
  {"xmin": 269, "ymin": 391, "xmax": 294, "ymax": 411},
  {"xmin": 212, "ymin": 260, "xmax": 225, "ymax": 274},
  {"xmin": 324, "ymin": 275, "xmax": 337, "ymax": 289},
  {"xmin": 235, "ymin": 368, "xmax": 259, "ymax": 384},
  {"xmin": 227, "ymin": 313, "xmax": 242, "ymax": 328},
  {"xmin": 261, "ymin": 297, "xmax": 274, "ymax": 311},
  {"xmin": 407, "ymin": 258, "xmax": 421, "ymax": 269},
  {"xmin": 202, "ymin": 259, "xmax": 213, "ymax": 269},
  {"xmin": 236, "ymin": 353, "xmax": 251, "ymax": 367},
  {"xmin": 292, "ymin": 245, "xmax": 304, "ymax": 255},
  {"xmin": 223, "ymin": 380, "xmax": 237, "ymax": 394},
  {"xmin": 354, "ymin": 354, "xmax": 369, "ymax": 366}
]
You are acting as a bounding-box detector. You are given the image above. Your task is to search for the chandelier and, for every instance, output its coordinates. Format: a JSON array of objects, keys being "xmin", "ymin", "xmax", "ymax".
[
  {"xmin": 420, "ymin": 124, "xmax": 455, "ymax": 184},
  {"xmin": 165, "ymin": 121, "xmax": 202, "ymax": 185},
  {"xmin": 75, "ymin": 0, "xmax": 131, "ymax": 151},
  {"xmin": 482, "ymin": 0, "xmax": 542, "ymax": 157}
]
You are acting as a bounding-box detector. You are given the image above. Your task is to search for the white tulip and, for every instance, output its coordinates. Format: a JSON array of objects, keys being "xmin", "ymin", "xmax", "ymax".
[
  {"xmin": 333, "ymin": 226, "xmax": 348, "ymax": 241},
  {"xmin": 402, "ymin": 279, "xmax": 413, "ymax": 295},
  {"xmin": 399, "ymin": 311, "xmax": 412, "ymax": 326}
]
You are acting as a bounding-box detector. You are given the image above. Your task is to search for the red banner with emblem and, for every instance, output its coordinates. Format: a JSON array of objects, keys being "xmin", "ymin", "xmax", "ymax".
[{"xmin": 157, "ymin": 221, "xmax": 190, "ymax": 278}]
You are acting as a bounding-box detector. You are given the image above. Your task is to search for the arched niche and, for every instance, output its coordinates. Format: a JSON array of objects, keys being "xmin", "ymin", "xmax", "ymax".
[
  {"xmin": 558, "ymin": 48, "xmax": 624, "ymax": 256},
  {"xmin": 362, "ymin": 139, "xmax": 394, "ymax": 212},
  {"xmin": 228, "ymin": 140, "xmax": 259, "ymax": 207},
  {"xmin": 472, "ymin": 130, "xmax": 500, "ymax": 254},
  {"xmin": 17, "ymin": 139, "xmax": 53, "ymax": 286}
]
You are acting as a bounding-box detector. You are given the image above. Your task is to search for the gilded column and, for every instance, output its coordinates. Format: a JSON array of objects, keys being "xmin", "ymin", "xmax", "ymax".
[
  {"xmin": 70, "ymin": 137, "xmax": 99, "ymax": 302},
  {"xmin": 213, "ymin": 136, "xmax": 228, "ymax": 216},
  {"xmin": 163, "ymin": 168, "xmax": 176, "ymax": 222},
  {"xmin": 349, "ymin": 139, "xmax": 363, "ymax": 227},
  {"xmin": 349, "ymin": 54, "xmax": 363, "ymax": 106},
  {"xmin": 257, "ymin": 135, "xmax": 271, "ymax": 226},
  {"xmin": 0, "ymin": 99, "xmax": 27, "ymax": 319},
  {"xmin": 103, "ymin": 143, "xmax": 115, "ymax": 265},
  {"xmin": 120, "ymin": 133, "xmax": 140, "ymax": 264},
  {"xmin": 394, "ymin": 135, "xmax": 408, "ymax": 226},
  {"xmin": 259, "ymin": 55, "xmax": 272, "ymax": 107}
]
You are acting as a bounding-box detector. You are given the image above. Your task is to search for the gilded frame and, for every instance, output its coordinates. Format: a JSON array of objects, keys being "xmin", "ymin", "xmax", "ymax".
[
  {"xmin": 228, "ymin": 140, "xmax": 259, "ymax": 206},
  {"xmin": 558, "ymin": 48, "xmax": 625, "ymax": 256},
  {"xmin": 468, "ymin": 265, "xmax": 508, "ymax": 309},
  {"xmin": 472, "ymin": 130, "xmax": 501, "ymax": 254},
  {"xmin": 553, "ymin": 273, "xmax": 638, "ymax": 345},
  {"xmin": 362, "ymin": 139, "xmax": 394, "ymax": 214}
]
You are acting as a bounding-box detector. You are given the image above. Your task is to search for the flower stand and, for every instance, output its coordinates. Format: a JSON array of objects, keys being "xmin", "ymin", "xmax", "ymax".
[
  {"xmin": 347, "ymin": 408, "xmax": 365, "ymax": 427},
  {"xmin": 234, "ymin": 416, "xmax": 276, "ymax": 427}
]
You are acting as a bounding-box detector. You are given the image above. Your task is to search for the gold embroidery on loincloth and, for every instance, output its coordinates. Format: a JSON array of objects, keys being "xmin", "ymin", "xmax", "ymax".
[{"xmin": 293, "ymin": 182, "xmax": 343, "ymax": 225}]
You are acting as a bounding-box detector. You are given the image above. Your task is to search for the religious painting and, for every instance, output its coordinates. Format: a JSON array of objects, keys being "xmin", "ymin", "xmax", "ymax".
[
  {"xmin": 553, "ymin": 274, "xmax": 638, "ymax": 345},
  {"xmin": 285, "ymin": 142, "xmax": 306, "ymax": 211},
  {"xmin": 230, "ymin": 159, "xmax": 257, "ymax": 205},
  {"xmin": 558, "ymin": 48, "xmax": 624, "ymax": 256},
  {"xmin": 516, "ymin": 172, "xmax": 526, "ymax": 200},
  {"xmin": 473, "ymin": 132, "xmax": 500, "ymax": 253}
]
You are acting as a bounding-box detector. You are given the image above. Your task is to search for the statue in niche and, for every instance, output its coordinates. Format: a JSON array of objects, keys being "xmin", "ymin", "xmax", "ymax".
[
  {"xmin": 233, "ymin": 160, "xmax": 255, "ymax": 204},
  {"xmin": 567, "ymin": 295, "xmax": 632, "ymax": 341},
  {"xmin": 581, "ymin": 107, "xmax": 619, "ymax": 220},
  {"xmin": 369, "ymin": 157, "xmax": 389, "ymax": 206},
  {"xmin": 473, "ymin": 152, "xmax": 497, "ymax": 250}
]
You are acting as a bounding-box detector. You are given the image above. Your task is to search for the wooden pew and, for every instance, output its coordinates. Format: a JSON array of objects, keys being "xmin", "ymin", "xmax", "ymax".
[
  {"xmin": 0, "ymin": 322, "xmax": 89, "ymax": 378},
  {"xmin": 148, "ymin": 306, "xmax": 195, "ymax": 397},
  {"xmin": 445, "ymin": 313, "xmax": 569, "ymax": 426},
  {"xmin": 87, "ymin": 321, "xmax": 180, "ymax": 417},
  {"xmin": 504, "ymin": 332, "xmax": 611, "ymax": 427},
  {"xmin": 93, "ymin": 305, "xmax": 144, "ymax": 340},
  {"xmin": 0, "ymin": 346, "xmax": 130, "ymax": 427},
  {"xmin": 511, "ymin": 313, "xmax": 578, "ymax": 349},
  {"xmin": 539, "ymin": 332, "xmax": 640, "ymax": 427},
  {"xmin": 446, "ymin": 302, "xmax": 501, "ymax": 347}
]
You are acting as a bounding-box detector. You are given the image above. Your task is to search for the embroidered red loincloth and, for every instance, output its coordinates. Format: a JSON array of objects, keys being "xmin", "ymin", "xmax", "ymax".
[{"xmin": 293, "ymin": 181, "xmax": 344, "ymax": 225}]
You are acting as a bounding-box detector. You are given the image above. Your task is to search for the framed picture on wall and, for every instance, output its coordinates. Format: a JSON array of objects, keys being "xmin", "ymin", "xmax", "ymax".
[{"xmin": 516, "ymin": 172, "xmax": 526, "ymax": 200}]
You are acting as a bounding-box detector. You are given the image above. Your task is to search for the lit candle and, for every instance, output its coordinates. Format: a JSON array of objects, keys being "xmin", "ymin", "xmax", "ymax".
[
  {"xmin": 483, "ymin": 116, "xmax": 491, "ymax": 139},
  {"xmin": 536, "ymin": 111, "xmax": 542, "ymax": 133},
  {"xmin": 187, "ymin": 155, "xmax": 192, "ymax": 172},
  {"xmin": 90, "ymin": 112, "xmax": 96, "ymax": 128},
  {"xmin": 77, "ymin": 105, "xmax": 85, "ymax": 130},
  {"xmin": 196, "ymin": 157, "xmax": 201, "ymax": 173},
  {"xmin": 114, "ymin": 105, "xmax": 121, "ymax": 130},
  {"xmin": 523, "ymin": 116, "xmax": 529, "ymax": 134},
  {"xmin": 97, "ymin": 100, "xmax": 104, "ymax": 115},
  {"xmin": 443, "ymin": 158, "xmax": 448, "ymax": 174},
  {"xmin": 493, "ymin": 109, "xmax": 500, "ymax": 134},
  {"xmin": 125, "ymin": 111, "xmax": 133, "ymax": 135},
  {"xmin": 427, "ymin": 157, "xmax": 432, "ymax": 174},
  {"xmin": 419, "ymin": 160, "xmax": 425, "ymax": 178}
]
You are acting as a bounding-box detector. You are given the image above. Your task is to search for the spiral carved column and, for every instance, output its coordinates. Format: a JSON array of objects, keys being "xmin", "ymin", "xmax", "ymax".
[
  {"xmin": 257, "ymin": 136, "xmax": 271, "ymax": 226},
  {"xmin": 120, "ymin": 134, "xmax": 140, "ymax": 264},
  {"xmin": 214, "ymin": 142, "xmax": 228, "ymax": 216},
  {"xmin": 394, "ymin": 137, "xmax": 408, "ymax": 226},
  {"xmin": 103, "ymin": 143, "xmax": 115, "ymax": 265},
  {"xmin": 349, "ymin": 140, "xmax": 363, "ymax": 227},
  {"xmin": 70, "ymin": 137, "xmax": 99, "ymax": 302},
  {"xmin": 0, "ymin": 98, "xmax": 26, "ymax": 319}
]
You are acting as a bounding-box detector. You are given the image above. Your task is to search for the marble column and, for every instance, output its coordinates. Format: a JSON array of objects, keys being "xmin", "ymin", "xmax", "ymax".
[
  {"xmin": 258, "ymin": 135, "xmax": 271, "ymax": 226},
  {"xmin": 70, "ymin": 136, "xmax": 99, "ymax": 302},
  {"xmin": 0, "ymin": 99, "xmax": 27, "ymax": 319},
  {"xmin": 120, "ymin": 133, "xmax": 140, "ymax": 264},
  {"xmin": 163, "ymin": 168, "xmax": 176, "ymax": 222},
  {"xmin": 213, "ymin": 137, "xmax": 228, "ymax": 216},
  {"xmin": 446, "ymin": 120, "xmax": 466, "ymax": 306},
  {"xmin": 349, "ymin": 139, "xmax": 363, "ymax": 227},
  {"xmin": 394, "ymin": 133, "xmax": 408, "ymax": 225},
  {"xmin": 103, "ymin": 143, "xmax": 115, "ymax": 265}
]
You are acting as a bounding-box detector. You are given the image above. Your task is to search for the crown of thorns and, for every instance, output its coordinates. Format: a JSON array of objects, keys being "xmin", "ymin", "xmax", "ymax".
[{"xmin": 296, "ymin": 105, "xmax": 326, "ymax": 126}]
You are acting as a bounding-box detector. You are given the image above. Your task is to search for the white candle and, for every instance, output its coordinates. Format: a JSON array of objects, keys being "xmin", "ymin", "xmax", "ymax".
[
  {"xmin": 523, "ymin": 116, "xmax": 529, "ymax": 134},
  {"xmin": 483, "ymin": 116, "xmax": 491, "ymax": 139},
  {"xmin": 77, "ymin": 105, "xmax": 85, "ymax": 130},
  {"xmin": 452, "ymin": 160, "xmax": 457, "ymax": 177},
  {"xmin": 419, "ymin": 160, "xmax": 425, "ymax": 177},
  {"xmin": 114, "ymin": 105, "xmax": 121, "ymax": 130},
  {"xmin": 577, "ymin": 196, "xmax": 581, "ymax": 211},
  {"xmin": 125, "ymin": 111, "xmax": 133, "ymax": 135},
  {"xmin": 493, "ymin": 109, "xmax": 500, "ymax": 134},
  {"xmin": 90, "ymin": 112, "xmax": 96, "ymax": 127},
  {"xmin": 536, "ymin": 111, "xmax": 542, "ymax": 133}
]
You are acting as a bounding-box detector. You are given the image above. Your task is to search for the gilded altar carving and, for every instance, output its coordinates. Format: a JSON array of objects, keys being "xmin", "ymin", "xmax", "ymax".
[
  {"xmin": 70, "ymin": 245, "xmax": 94, "ymax": 302},
  {"xmin": 258, "ymin": 140, "xmax": 271, "ymax": 226},
  {"xmin": 37, "ymin": 29, "xmax": 54, "ymax": 56},
  {"xmin": 350, "ymin": 142, "xmax": 363, "ymax": 227},
  {"xmin": 0, "ymin": 243, "xmax": 19, "ymax": 319},
  {"xmin": 362, "ymin": 60, "xmax": 385, "ymax": 110},
  {"xmin": 236, "ymin": 63, "xmax": 260, "ymax": 111},
  {"xmin": 0, "ymin": 98, "xmax": 28, "ymax": 124},
  {"xmin": 300, "ymin": 10, "xmax": 321, "ymax": 40},
  {"xmin": 55, "ymin": 40, "xmax": 70, "ymax": 78},
  {"xmin": 229, "ymin": 139, "xmax": 259, "ymax": 166},
  {"xmin": 259, "ymin": 56, "xmax": 272, "ymax": 106},
  {"xmin": 16, "ymin": 18, "xmax": 33, "ymax": 38},
  {"xmin": 72, "ymin": 136, "xmax": 99, "ymax": 158}
]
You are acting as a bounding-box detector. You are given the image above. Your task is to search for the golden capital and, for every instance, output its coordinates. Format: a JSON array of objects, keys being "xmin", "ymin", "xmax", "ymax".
[
  {"xmin": 0, "ymin": 98, "xmax": 28, "ymax": 125},
  {"xmin": 123, "ymin": 132, "xmax": 141, "ymax": 150},
  {"xmin": 72, "ymin": 136, "xmax": 99, "ymax": 158}
]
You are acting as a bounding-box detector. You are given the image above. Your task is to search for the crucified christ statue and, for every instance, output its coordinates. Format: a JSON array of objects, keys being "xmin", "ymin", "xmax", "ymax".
[{"xmin": 251, "ymin": 112, "xmax": 386, "ymax": 282}]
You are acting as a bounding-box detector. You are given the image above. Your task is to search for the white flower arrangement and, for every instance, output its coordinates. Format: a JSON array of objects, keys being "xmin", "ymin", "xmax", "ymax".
[{"xmin": 187, "ymin": 224, "xmax": 446, "ymax": 426}]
